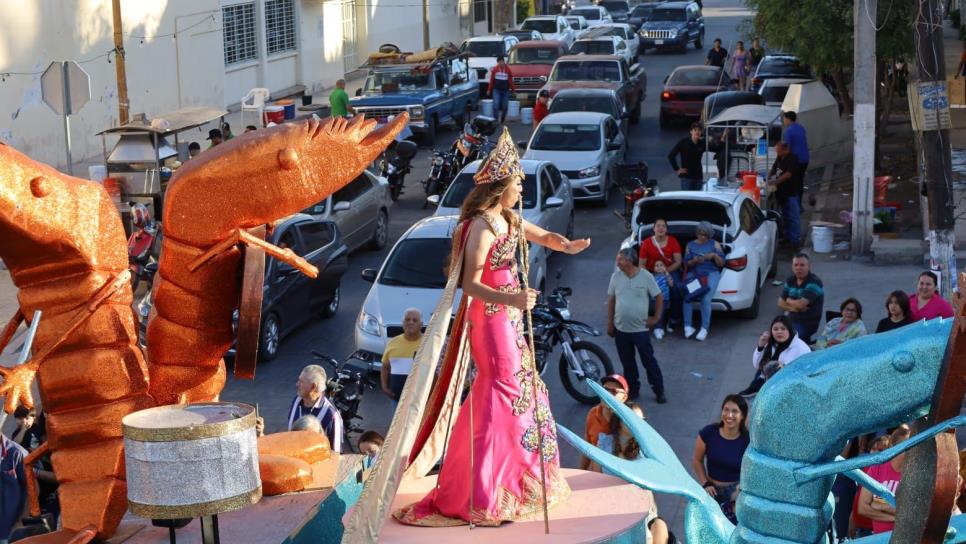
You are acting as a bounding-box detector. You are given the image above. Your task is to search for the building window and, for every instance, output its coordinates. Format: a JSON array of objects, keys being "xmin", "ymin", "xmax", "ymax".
[
  {"xmin": 223, "ymin": 3, "xmax": 258, "ymax": 65},
  {"xmin": 265, "ymin": 0, "xmax": 297, "ymax": 55},
  {"xmin": 474, "ymin": 0, "xmax": 487, "ymax": 22}
]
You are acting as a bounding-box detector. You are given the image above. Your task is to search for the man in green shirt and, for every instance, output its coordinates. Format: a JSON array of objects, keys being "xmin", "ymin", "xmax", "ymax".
[{"xmin": 329, "ymin": 79, "xmax": 354, "ymax": 117}]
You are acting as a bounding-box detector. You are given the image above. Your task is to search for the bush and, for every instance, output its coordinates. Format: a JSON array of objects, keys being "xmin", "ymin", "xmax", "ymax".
[
  {"xmin": 517, "ymin": 0, "xmax": 532, "ymax": 24},
  {"xmin": 952, "ymin": 9, "xmax": 961, "ymax": 29}
]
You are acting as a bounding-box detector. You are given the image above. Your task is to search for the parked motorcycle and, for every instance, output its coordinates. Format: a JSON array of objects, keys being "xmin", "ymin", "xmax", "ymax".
[
  {"xmin": 312, "ymin": 350, "xmax": 377, "ymax": 452},
  {"xmin": 381, "ymin": 139, "xmax": 419, "ymax": 202},
  {"xmin": 613, "ymin": 162, "xmax": 658, "ymax": 232},
  {"xmin": 528, "ymin": 287, "xmax": 615, "ymax": 405},
  {"xmin": 127, "ymin": 203, "xmax": 161, "ymax": 293},
  {"xmin": 422, "ymin": 147, "xmax": 458, "ymax": 203},
  {"xmin": 452, "ymin": 115, "xmax": 498, "ymax": 173}
]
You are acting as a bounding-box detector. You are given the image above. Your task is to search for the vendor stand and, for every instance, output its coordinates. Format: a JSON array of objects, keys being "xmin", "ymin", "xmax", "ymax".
[{"xmin": 702, "ymin": 104, "xmax": 783, "ymax": 205}]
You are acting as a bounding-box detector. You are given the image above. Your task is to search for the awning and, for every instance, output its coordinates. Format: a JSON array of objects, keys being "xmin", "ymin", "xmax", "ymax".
[
  {"xmin": 96, "ymin": 106, "xmax": 226, "ymax": 136},
  {"xmin": 707, "ymin": 104, "xmax": 782, "ymax": 126}
]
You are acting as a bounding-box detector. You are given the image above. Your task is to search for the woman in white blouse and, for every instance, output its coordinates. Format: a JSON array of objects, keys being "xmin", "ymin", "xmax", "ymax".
[{"xmin": 739, "ymin": 315, "xmax": 811, "ymax": 396}]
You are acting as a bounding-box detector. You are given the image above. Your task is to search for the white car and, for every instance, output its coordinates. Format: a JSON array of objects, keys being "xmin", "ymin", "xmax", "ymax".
[
  {"xmin": 622, "ymin": 190, "xmax": 779, "ymax": 318},
  {"xmin": 569, "ymin": 36, "xmax": 633, "ymax": 66},
  {"xmin": 522, "ymin": 111, "xmax": 624, "ymax": 202},
  {"xmin": 521, "ymin": 15, "xmax": 576, "ymax": 48},
  {"xmin": 567, "ymin": 5, "xmax": 613, "ymax": 27},
  {"xmin": 758, "ymin": 77, "xmax": 816, "ymax": 106},
  {"xmin": 462, "ymin": 34, "xmax": 520, "ymax": 92},
  {"xmin": 566, "ymin": 15, "xmax": 589, "ymax": 32},
  {"xmin": 589, "ymin": 23, "xmax": 641, "ymax": 57}
]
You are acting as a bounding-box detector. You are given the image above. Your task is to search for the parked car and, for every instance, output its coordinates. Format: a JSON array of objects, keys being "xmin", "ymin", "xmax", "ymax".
[
  {"xmin": 521, "ymin": 15, "xmax": 576, "ymax": 48},
  {"xmin": 758, "ymin": 77, "xmax": 816, "ymax": 106},
  {"xmin": 639, "ymin": 1, "xmax": 704, "ymax": 53},
  {"xmin": 542, "ymin": 54, "xmax": 647, "ymax": 123},
  {"xmin": 597, "ymin": 0, "xmax": 631, "ymax": 22},
  {"xmin": 566, "ymin": 15, "xmax": 589, "ymax": 32},
  {"xmin": 623, "ymin": 191, "xmax": 779, "ymax": 318},
  {"xmin": 462, "ymin": 34, "xmax": 520, "ymax": 95},
  {"xmin": 660, "ymin": 65, "xmax": 733, "ymax": 128},
  {"xmin": 568, "ymin": 5, "xmax": 613, "ymax": 27},
  {"xmin": 351, "ymin": 50, "xmax": 479, "ymax": 144},
  {"xmin": 302, "ymin": 169, "xmax": 393, "ymax": 252},
  {"xmin": 508, "ymin": 40, "xmax": 569, "ymax": 106},
  {"xmin": 583, "ymin": 23, "xmax": 641, "ymax": 58},
  {"xmin": 522, "ymin": 111, "xmax": 624, "ymax": 202},
  {"xmin": 627, "ymin": 2, "xmax": 662, "ymax": 30},
  {"xmin": 548, "ymin": 87, "xmax": 629, "ymax": 139},
  {"xmin": 502, "ymin": 29, "xmax": 544, "ymax": 42},
  {"xmin": 247, "ymin": 214, "xmax": 349, "ymax": 361},
  {"xmin": 569, "ymin": 35, "xmax": 634, "ymax": 66},
  {"xmin": 749, "ymin": 54, "xmax": 812, "ymax": 92}
]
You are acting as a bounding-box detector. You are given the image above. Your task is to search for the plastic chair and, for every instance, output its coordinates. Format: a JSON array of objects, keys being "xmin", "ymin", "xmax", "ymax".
[{"xmin": 241, "ymin": 88, "xmax": 270, "ymax": 128}]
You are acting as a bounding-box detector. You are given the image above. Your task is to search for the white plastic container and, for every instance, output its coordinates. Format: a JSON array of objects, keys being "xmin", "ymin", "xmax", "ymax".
[
  {"xmin": 520, "ymin": 107, "xmax": 534, "ymax": 125},
  {"xmin": 507, "ymin": 100, "xmax": 521, "ymax": 119},
  {"xmin": 812, "ymin": 226, "xmax": 833, "ymax": 253},
  {"xmin": 480, "ymin": 99, "xmax": 494, "ymax": 117}
]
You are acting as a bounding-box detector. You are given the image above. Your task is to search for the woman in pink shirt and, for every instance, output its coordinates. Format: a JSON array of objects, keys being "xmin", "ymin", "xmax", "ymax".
[
  {"xmin": 908, "ymin": 271, "xmax": 955, "ymax": 321},
  {"xmin": 857, "ymin": 425, "xmax": 911, "ymax": 534}
]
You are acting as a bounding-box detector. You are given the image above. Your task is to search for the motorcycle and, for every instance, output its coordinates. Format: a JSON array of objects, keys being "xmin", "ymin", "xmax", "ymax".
[
  {"xmin": 451, "ymin": 115, "xmax": 498, "ymax": 173},
  {"xmin": 127, "ymin": 202, "xmax": 161, "ymax": 294},
  {"xmin": 381, "ymin": 139, "xmax": 418, "ymax": 202},
  {"xmin": 312, "ymin": 350, "xmax": 377, "ymax": 452},
  {"xmin": 528, "ymin": 287, "xmax": 615, "ymax": 405},
  {"xmin": 613, "ymin": 162, "xmax": 658, "ymax": 232},
  {"xmin": 422, "ymin": 147, "xmax": 458, "ymax": 203}
]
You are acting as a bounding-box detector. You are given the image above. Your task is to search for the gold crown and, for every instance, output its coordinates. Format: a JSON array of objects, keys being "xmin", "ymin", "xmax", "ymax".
[{"xmin": 473, "ymin": 127, "xmax": 524, "ymax": 185}]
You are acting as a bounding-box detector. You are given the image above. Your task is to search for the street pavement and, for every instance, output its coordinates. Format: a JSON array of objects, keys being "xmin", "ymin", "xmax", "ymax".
[{"xmin": 0, "ymin": 0, "xmax": 944, "ymax": 538}]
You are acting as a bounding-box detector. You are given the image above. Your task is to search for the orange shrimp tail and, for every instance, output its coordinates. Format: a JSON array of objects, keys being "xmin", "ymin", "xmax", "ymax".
[{"xmin": 148, "ymin": 114, "xmax": 407, "ymax": 404}]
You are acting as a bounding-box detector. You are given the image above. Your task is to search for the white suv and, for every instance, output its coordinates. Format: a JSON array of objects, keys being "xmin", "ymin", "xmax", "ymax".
[
  {"xmin": 521, "ymin": 15, "xmax": 576, "ymax": 48},
  {"xmin": 569, "ymin": 35, "xmax": 633, "ymax": 66},
  {"xmin": 462, "ymin": 35, "xmax": 520, "ymax": 94}
]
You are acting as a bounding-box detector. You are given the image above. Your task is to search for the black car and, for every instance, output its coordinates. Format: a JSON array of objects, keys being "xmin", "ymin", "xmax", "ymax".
[
  {"xmin": 627, "ymin": 2, "xmax": 661, "ymax": 30},
  {"xmin": 639, "ymin": 1, "xmax": 704, "ymax": 53},
  {"xmin": 749, "ymin": 54, "xmax": 812, "ymax": 92},
  {"xmin": 235, "ymin": 214, "xmax": 349, "ymax": 361}
]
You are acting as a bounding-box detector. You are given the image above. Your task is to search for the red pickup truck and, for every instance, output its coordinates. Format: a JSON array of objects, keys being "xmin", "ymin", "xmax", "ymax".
[
  {"xmin": 507, "ymin": 41, "xmax": 568, "ymax": 106},
  {"xmin": 541, "ymin": 54, "xmax": 647, "ymax": 124}
]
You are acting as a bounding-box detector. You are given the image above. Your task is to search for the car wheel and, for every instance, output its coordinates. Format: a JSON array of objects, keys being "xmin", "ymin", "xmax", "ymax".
[
  {"xmin": 738, "ymin": 274, "xmax": 761, "ymax": 320},
  {"xmin": 659, "ymin": 111, "xmax": 670, "ymax": 129},
  {"xmin": 258, "ymin": 313, "xmax": 281, "ymax": 362},
  {"xmin": 369, "ymin": 209, "xmax": 389, "ymax": 250},
  {"xmin": 321, "ymin": 284, "xmax": 340, "ymax": 318},
  {"xmin": 695, "ymin": 32, "xmax": 703, "ymax": 49}
]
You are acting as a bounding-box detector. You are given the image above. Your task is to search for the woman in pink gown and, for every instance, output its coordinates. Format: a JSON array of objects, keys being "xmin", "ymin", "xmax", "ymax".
[{"xmin": 395, "ymin": 128, "xmax": 590, "ymax": 527}]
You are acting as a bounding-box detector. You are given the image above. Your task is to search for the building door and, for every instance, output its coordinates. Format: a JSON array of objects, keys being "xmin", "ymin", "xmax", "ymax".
[{"xmin": 342, "ymin": 0, "xmax": 358, "ymax": 73}]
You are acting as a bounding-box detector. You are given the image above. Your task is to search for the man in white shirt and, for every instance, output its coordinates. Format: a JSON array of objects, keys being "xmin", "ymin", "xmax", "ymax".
[{"xmin": 287, "ymin": 364, "xmax": 343, "ymax": 453}]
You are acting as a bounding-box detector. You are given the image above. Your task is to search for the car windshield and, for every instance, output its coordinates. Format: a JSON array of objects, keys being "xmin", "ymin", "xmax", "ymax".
[
  {"xmin": 650, "ymin": 8, "xmax": 685, "ymax": 21},
  {"xmin": 523, "ymin": 19, "xmax": 559, "ymax": 33},
  {"xmin": 570, "ymin": 40, "xmax": 616, "ymax": 55},
  {"xmin": 704, "ymin": 95, "xmax": 761, "ymax": 121},
  {"xmin": 550, "ymin": 61, "xmax": 621, "ymax": 82},
  {"xmin": 571, "ymin": 8, "xmax": 601, "ymax": 19},
  {"xmin": 379, "ymin": 238, "xmax": 451, "ymax": 289},
  {"xmin": 631, "ymin": 5, "xmax": 653, "ymax": 18},
  {"xmin": 549, "ymin": 96, "xmax": 618, "ymax": 117},
  {"xmin": 364, "ymin": 69, "xmax": 434, "ymax": 94},
  {"xmin": 599, "ymin": 1, "xmax": 628, "ymax": 12},
  {"xmin": 669, "ymin": 69, "xmax": 722, "ymax": 86},
  {"xmin": 442, "ymin": 173, "xmax": 538, "ymax": 209},
  {"xmin": 637, "ymin": 200, "xmax": 732, "ymax": 228},
  {"xmin": 761, "ymin": 85, "xmax": 789, "ymax": 104},
  {"xmin": 531, "ymin": 123, "xmax": 601, "ymax": 151},
  {"xmin": 759, "ymin": 58, "xmax": 811, "ymax": 77},
  {"xmin": 464, "ymin": 41, "xmax": 505, "ymax": 58},
  {"xmin": 510, "ymin": 46, "xmax": 561, "ymax": 64}
]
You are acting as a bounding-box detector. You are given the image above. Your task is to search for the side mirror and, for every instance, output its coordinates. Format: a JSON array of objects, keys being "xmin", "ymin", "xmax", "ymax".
[
  {"xmin": 517, "ymin": 140, "xmax": 529, "ymax": 150},
  {"xmin": 355, "ymin": 89, "xmax": 362, "ymax": 97},
  {"xmin": 361, "ymin": 268, "xmax": 377, "ymax": 282},
  {"xmin": 543, "ymin": 196, "xmax": 564, "ymax": 209},
  {"xmin": 765, "ymin": 209, "xmax": 782, "ymax": 222},
  {"xmin": 442, "ymin": 84, "xmax": 451, "ymax": 95},
  {"xmin": 333, "ymin": 201, "xmax": 351, "ymax": 212},
  {"xmin": 426, "ymin": 194, "xmax": 440, "ymax": 206}
]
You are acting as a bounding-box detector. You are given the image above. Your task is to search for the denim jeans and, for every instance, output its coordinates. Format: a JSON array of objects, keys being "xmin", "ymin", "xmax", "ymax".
[
  {"xmin": 680, "ymin": 177, "xmax": 703, "ymax": 191},
  {"xmin": 781, "ymin": 196, "xmax": 802, "ymax": 245},
  {"xmin": 683, "ymin": 270, "xmax": 721, "ymax": 330},
  {"xmin": 492, "ymin": 88, "xmax": 509, "ymax": 118},
  {"xmin": 790, "ymin": 317, "xmax": 819, "ymax": 345},
  {"xmin": 614, "ymin": 330, "xmax": 664, "ymax": 395}
]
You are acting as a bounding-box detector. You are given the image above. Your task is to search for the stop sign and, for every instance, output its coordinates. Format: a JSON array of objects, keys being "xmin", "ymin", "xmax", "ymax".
[{"xmin": 41, "ymin": 61, "xmax": 91, "ymax": 116}]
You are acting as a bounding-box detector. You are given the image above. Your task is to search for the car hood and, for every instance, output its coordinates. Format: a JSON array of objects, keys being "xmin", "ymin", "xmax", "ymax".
[
  {"xmin": 642, "ymin": 21, "xmax": 686, "ymax": 30},
  {"xmin": 351, "ymin": 93, "xmax": 438, "ymax": 106},
  {"xmin": 522, "ymin": 149, "xmax": 601, "ymax": 169},
  {"xmin": 363, "ymin": 283, "xmax": 463, "ymax": 331},
  {"xmin": 508, "ymin": 64, "xmax": 555, "ymax": 76}
]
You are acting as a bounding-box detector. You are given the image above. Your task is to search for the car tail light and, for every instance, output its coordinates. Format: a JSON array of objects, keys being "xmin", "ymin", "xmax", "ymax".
[
  {"xmin": 752, "ymin": 78, "xmax": 762, "ymax": 88},
  {"xmin": 661, "ymin": 90, "xmax": 674, "ymax": 101},
  {"xmin": 725, "ymin": 255, "xmax": 747, "ymax": 271}
]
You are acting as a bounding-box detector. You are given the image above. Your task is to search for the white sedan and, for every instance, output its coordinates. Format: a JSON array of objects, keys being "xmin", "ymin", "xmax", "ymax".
[
  {"xmin": 621, "ymin": 190, "xmax": 779, "ymax": 318},
  {"xmin": 591, "ymin": 23, "xmax": 641, "ymax": 57}
]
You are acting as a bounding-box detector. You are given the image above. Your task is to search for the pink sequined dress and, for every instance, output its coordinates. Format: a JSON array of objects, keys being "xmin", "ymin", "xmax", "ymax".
[{"xmin": 394, "ymin": 213, "xmax": 570, "ymax": 526}]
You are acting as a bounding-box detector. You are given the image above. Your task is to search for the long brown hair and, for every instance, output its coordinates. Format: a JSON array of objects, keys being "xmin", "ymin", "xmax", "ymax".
[
  {"xmin": 607, "ymin": 401, "xmax": 643, "ymax": 460},
  {"xmin": 448, "ymin": 175, "xmax": 519, "ymax": 276}
]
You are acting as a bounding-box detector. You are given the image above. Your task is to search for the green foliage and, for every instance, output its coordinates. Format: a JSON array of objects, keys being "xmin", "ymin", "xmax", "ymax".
[{"xmin": 517, "ymin": 0, "xmax": 532, "ymax": 25}]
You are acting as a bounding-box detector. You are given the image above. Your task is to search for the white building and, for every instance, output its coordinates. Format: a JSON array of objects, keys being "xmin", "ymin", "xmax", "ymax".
[{"xmin": 0, "ymin": 0, "xmax": 508, "ymax": 170}]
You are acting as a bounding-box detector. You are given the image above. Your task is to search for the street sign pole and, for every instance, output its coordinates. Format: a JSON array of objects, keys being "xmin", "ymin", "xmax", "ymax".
[
  {"xmin": 61, "ymin": 62, "xmax": 75, "ymax": 175},
  {"xmin": 41, "ymin": 61, "xmax": 90, "ymax": 176}
]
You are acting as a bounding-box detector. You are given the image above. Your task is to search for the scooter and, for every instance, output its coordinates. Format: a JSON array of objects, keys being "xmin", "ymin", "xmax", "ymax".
[
  {"xmin": 613, "ymin": 162, "xmax": 658, "ymax": 231},
  {"xmin": 381, "ymin": 139, "xmax": 418, "ymax": 202}
]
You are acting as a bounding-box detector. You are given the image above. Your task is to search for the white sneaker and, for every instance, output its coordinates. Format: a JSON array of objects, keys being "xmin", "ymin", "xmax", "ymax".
[
  {"xmin": 696, "ymin": 328, "xmax": 709, "ymax": 341},
  {"xmin": 684, "ymin": 326, "xmax": 696, "ymax": 338},
  {"xmin": 653, "ymin": 328, "xmax": 665, "ymax": 340}
]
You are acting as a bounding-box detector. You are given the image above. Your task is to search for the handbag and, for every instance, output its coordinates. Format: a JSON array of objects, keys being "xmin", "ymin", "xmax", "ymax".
[{"xmin": 684, "ymin": 272, "xmax": 710, "ymax": 302}]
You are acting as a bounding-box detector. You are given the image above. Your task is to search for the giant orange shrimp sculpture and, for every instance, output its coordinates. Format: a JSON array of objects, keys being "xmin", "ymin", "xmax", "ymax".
[{"xmin": 0, "ymin": 114, "xmax": 407, "ymax": 543}]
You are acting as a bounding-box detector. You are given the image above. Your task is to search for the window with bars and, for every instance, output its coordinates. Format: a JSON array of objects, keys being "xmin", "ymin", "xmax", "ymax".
[
  {"xmin": 474, "ymin": 0, "xmax": 488, "ymax": 22},
  {"xmin": 265, "ymin": 0, "xmax": 297, "ymax": 55},
  {"xmin": 223, "ymin": 3, "xmax": 258, "ymax": 65}
]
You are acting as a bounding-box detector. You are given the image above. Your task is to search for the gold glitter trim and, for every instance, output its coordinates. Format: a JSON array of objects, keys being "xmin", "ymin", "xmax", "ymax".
[
  {"xmin": 128, "ymin": 487, "xmax": 262, "ymax": 519},
  {"xmin": 122, "ymin": 402, "xmax": 256, "ymax": 442},
  {"xmin": 484, "ymin": 284, "xmax": 519, "ymax": 317}
]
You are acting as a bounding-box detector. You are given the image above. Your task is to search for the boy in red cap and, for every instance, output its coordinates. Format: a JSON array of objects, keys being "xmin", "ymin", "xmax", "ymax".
[{"xmin": 579, "ymin": 374, "xmax": 629, "ymax": 470}]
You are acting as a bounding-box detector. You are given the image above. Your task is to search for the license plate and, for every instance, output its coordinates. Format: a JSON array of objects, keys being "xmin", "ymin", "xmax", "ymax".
[{"xmin": 655, "ymin": 39, "xmax": 664, "ymax": 45}]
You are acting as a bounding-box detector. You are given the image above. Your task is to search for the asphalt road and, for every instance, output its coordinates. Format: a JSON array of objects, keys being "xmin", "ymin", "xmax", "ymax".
[{"xmin": 221, "ymin": 0, "xmax": 765, "ymax": 535}]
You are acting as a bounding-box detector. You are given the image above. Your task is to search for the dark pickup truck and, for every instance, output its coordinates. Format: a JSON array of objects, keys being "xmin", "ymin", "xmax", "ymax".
[{"xmin": 540, "ymin": 55, "xmax": 647, "ymax": 124}]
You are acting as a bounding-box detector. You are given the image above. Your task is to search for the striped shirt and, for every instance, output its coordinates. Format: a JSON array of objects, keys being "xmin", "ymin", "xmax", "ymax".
[
  {"xmin": 288, "ymin": 396, "xmax": 343, "ymax": 453},
  {"xmin": 781, "ymin": 272, "xmax": 824, "ymax": 326}
]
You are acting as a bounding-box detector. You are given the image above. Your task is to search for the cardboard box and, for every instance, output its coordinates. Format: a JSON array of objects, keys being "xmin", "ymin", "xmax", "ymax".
[{"xmin": 948, "ymin": 76, "xmax": 966, "ymax": 106}]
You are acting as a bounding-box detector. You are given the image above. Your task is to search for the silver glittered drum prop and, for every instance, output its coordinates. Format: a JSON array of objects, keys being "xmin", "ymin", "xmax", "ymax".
[{"xmin": 123, "ymin": 402, "xmax": 261, "ymax": 542}]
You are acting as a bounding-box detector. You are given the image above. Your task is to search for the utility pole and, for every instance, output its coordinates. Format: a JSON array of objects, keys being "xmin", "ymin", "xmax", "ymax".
[
  {"xmin": 423, "ymin": 0, "xmax": 430, "ymax": 50},
  {"xmin": 111, "ymin": 0, "xmax": 130, "ymax": 125},
  {"xmin": 915, "ymin": 0, "xmax": 957, "ymax": 298},
  {"xmin": 852, "ymin": 0, "xmax": 875, "ymax": 255}
]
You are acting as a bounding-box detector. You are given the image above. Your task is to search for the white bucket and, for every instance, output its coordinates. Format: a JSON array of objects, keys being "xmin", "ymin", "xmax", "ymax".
[
  {"xmin": 812, "ymin": 226, "xmax": 833, "ymax": 253},
  {"xmin": 507, "ymin": 100, "xmax": 521, "ymax": 119},
  {"xmin": 480, "ymin": 99, "xmax": 494, "ymax": 117},
  {"xmin": 520, "ymin": 107, "xmax": 534, "ymax": 124}
]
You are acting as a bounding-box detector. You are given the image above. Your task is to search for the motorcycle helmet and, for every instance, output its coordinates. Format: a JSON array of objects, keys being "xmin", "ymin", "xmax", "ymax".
[{"xmin": 131, "ymin": 203, "xmax": 151, "ymax": 229}]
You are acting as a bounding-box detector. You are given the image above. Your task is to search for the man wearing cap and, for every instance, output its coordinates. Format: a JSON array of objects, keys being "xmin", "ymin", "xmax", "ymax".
[
  {"xmin": 608, "ymin": 247, "xmax": 667, "ymax": 403},
  {"xmin": 206, "ymin": 128, "xmax": 224, "ymax": 148},
  {"xmin": 532, "ymin": 89, "xmax": 550, "ymax": 128},
  {"xmin": 579, "ymin": 374, "xmax": 629, "ymax": 470}
]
